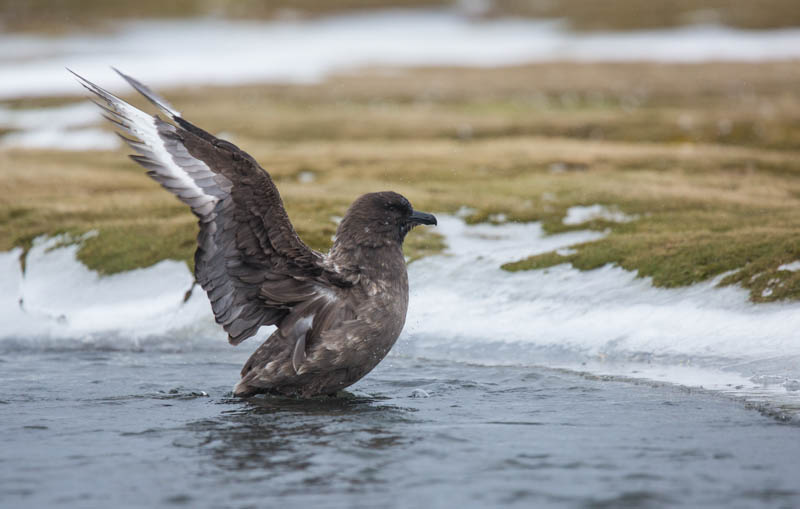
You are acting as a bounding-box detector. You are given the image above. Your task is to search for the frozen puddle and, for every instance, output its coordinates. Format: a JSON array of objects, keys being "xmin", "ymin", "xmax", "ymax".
[{"xmin": 2, "ymin": 217, "xmax": 800, "ymax": 418}]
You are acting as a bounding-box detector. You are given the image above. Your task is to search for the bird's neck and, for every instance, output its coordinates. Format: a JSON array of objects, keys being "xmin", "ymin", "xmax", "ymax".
[{"xmin": 328, "ymin": 236, "xmax": 407, "ymax": 281}]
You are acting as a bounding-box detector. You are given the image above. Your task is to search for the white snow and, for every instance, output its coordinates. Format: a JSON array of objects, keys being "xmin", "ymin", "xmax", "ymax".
[
  {"xmin": 0, "ymin": 235, "xmax": 269, "ymax": 350},
  {"xmin": 2, "ymin": 217, "xmax": 800, "ymax": 412},
  {"xmin": 297, "ymin": 171, "xmax": 316, "ymax": 183},
  {"xmin": 4, "ymin": 9, "xmax": 800, "ymax": 150},
  {"xmin": 404, "ymin": 217, "xmax": 800, "ymax": 364},
  {"xmin": 0, "ymin": 103, "xmax": 98, "ymax": 130},
  {"xmin": 0, "ymin": 103, "xmax": 119, "ymax": 151},
  {"xmin": 778, "ymin": 261, "xmax": 800, "ymax": 272},
  {"xmin": 0, "ymin": 127, "xmax": 119, "ymax": 151},
  {"xmin": 2, "ymin": 10, "xmax": 800, "ymax": 100},
  {"xmin": 562, "ymin": 204, "xmax": 638, "ymax": 225}
]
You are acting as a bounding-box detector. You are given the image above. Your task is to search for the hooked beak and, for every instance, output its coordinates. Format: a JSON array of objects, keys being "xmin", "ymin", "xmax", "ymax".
[{"xmin": 409, "ymin": 210, "xmax": 437, "ymax": 226}]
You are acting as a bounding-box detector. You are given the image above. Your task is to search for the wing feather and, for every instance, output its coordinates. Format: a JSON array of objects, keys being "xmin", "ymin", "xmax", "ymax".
[{"xmin": 71, "ymin": 69, "xmax": 352, "ymax": 347}]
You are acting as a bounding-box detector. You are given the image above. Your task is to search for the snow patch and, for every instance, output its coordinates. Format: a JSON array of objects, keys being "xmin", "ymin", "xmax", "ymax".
[
  {"xmin": 1, "ymin": 127, "xmax": 119, "ymax": 151},
  {"xmin": 563, "ymin": 204, "xmax": 638, "ymax": 225},
  {"xmin": 0, "ymin": 235, "xmax": 272, "ymax": 350},
  {"xmin": 0, "ymin": 103, "xmax": 119, "ymax": 151},
  {"xmin": 2, "ymin": 217, "xmax": 800, "ymax": 413},
  {"xmin": 402, "ymin": 216, "xmax": 800, "ymax": 414},
  {"xmin": 3, "ymin": 11, "xmax": 800, "ymax": 99},
  {"xmin": 0, "ymin": 103, "xmax": 99, "ymax": 130},
  {"xmin": 778, "ymin": 261, "xmax": 800, "ymax": 272},
  {"xmin": 297, "ymin": 171, "xmax": 316, "ymax": 183},
  {"xmin": 405, "ymin": 217, "xmax": 800, "ymax": 367}
]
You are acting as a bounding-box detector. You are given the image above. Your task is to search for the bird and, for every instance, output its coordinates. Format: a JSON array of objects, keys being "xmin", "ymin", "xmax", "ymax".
[{"xmin": 70, "ymin": 69, "xmax": 437, "ymax": 398}]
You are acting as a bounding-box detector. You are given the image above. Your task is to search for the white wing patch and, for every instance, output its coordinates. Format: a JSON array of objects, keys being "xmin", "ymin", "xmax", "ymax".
[
  {"xmin": 112, "ymin": 67, "xmax": 182, "ymax": 119},
  {"xmin": 70, "ymin": 70, "xmax": 220, "ymax": 220}
]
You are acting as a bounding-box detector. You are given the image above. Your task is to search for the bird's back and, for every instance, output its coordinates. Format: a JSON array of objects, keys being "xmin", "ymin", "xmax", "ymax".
[{"xmin": 235, "ymin": 238, "xmax": 410, "ymax": 397}]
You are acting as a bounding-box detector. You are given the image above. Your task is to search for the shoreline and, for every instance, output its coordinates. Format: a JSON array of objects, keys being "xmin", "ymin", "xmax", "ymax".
[{"xmin": 4, "ymin": 217, "xmax": 800, "ymax": 421}]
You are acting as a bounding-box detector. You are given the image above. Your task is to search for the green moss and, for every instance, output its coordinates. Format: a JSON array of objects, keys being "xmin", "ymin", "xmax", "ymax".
[
  {"xmin": 503, "ymin": 230, "xmax": 800, "ymax": 302},
  {"xmin": 3, "ymin": 61, "xmax": 800, "ymax": 303},
  {"xmin": 77, "ymin": 222, "xmax": 197, "ymax": 275},
  {"xmin": 72, "ymin": 209, "xmax": 445, "ymax": 273},
  {"xmin": 502, "ymin": 251, "xmax": 568, "ymax": 272}
]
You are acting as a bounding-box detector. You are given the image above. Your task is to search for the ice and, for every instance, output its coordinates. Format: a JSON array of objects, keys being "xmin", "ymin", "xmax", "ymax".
[
  {"xmin": 2, "ymin": 10, "xmax": 800, "ymax": 99},
  {"xmin": 405, "ymin": 217, "xmax": 800, "ymax": 366},
  {"xmin": 2, "ymin": 216, "xmax": 800, "ymax": 413},
  {"xmin": 0, "ymin": 235, "xmax": 273, "ymax": 350},
  {"xmin": 401, "ymin": 217, "xmax": 800, "ymax": 413}
]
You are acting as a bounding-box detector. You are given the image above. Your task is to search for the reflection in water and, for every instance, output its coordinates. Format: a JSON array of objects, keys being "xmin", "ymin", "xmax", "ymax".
[
  {"xmin": 185, "ymin": 393, "xmax": 419, "ymax": 492},
  {"xmin": 3, "ymin": 352, "xmax": 800, "ymax": 508}
]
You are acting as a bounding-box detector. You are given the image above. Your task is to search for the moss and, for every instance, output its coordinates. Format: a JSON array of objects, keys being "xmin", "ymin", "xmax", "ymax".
[
  {"xmin": 502, "ymin": 251, "xmax": 567, "ymax": 272},
  {"xmin": 503, "ymin": 231, "xmax": 800, "ymax": 302},
  {"xmin": 3, "ymin": 61, "xmax": 800, "ymax": 303},
  {"xmin": 77, "ymin": 221, "xmax": 197, "ymax": 275}
]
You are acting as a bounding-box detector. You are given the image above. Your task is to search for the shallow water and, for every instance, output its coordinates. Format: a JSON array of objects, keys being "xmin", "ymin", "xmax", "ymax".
[
  {"xmin": 3, "ymin": 220, "xmax": 800, "ymax": 507},
  {"xmin": 4, "ymin": 216, "xmax": 800, "ymax": 421},
  {"xmin": 1, "ymin": 349, "xmax": 799, "ymax": 509}
]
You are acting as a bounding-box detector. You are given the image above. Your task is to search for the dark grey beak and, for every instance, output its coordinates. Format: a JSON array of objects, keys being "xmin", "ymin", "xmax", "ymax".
[{"xmin": 409, "ymin": 210, "xmax": 437, "ymax": 226}]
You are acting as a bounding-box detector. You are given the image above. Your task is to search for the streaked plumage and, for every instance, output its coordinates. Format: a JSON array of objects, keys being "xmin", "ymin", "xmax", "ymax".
[{"xmin": 71, "ymin": 69, "xmax": 436, "ymax": 397}]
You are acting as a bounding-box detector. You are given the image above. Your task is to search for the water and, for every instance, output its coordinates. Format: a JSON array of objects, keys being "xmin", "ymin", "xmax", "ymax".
[
  {"xmin": 4, "ymin": 216, "xmax": 800, "ymax": 420},
  {"xmin": 5, "ymin": 219, "xmax": 800, "ymax": 506},
  {"xmin": 4, "ymin": 8, "xmax": 800, "ymax": 504},
  {"xmin": 2, "ymin": 349, "xmax": 799, "ymax": 508}
]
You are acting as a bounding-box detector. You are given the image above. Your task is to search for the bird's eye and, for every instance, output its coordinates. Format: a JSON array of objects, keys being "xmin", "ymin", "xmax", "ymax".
[{"xmin": 386, "ymin": 202, "xmax": 412, "ymax": 217}]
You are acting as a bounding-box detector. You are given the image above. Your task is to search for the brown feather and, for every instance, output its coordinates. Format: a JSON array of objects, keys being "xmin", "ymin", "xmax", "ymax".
[{"xmin": 73, "ymin": 70, "xmax": 436, "ymax": 397}]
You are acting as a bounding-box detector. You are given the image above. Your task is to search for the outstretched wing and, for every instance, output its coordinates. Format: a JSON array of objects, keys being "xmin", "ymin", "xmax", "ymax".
[{"xmin": 71, "ymin": 69, "xmax": 353, "ymax": 345}]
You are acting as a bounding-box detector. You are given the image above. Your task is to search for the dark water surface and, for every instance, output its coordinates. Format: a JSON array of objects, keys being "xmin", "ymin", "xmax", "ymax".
[{"xmin": 1, "ymin": 350, "xmax": 799, "ymax": 509}]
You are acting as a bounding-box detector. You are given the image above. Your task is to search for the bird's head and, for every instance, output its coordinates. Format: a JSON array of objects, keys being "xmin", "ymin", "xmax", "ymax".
[{"xmin": 334, "ymin": 191, "xmax": 437, "ymax": 249}]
